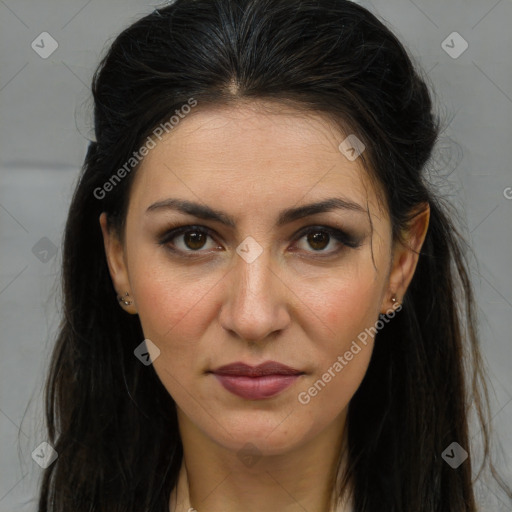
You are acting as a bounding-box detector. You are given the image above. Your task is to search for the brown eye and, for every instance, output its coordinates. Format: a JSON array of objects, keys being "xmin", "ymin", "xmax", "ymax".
[
  {"xmin": 293, "ymin": 225, "xmax": 362, "ymax": 256},
  {"xmin": 306, "ymin": 231, "xmax": 330, "ymax": 251},
  {"xmin": 159, "ymin": 225, "xmax": 219, "ymax": 254},
  {"xmin": 183, "ymin": 230, "xmax": 208, "ymax": 250}
]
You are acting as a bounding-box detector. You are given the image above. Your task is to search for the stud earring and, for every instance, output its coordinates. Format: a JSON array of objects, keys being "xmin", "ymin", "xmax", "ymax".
[
  {"xmin": 117, "ymin": 291, "xmax": 133, "ymax": 306},
  {"xmin": 391, "ymin": 294, "xmax": 401, "ymax": 307}
]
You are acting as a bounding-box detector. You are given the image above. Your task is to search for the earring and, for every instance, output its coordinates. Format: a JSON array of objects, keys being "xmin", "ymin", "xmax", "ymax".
[
  {"xmin": 117, "ymin": 291, "xmax": 133, "ymax": 306},
  {"xmin": 391, "ymin": 294, "xmax": 401, "ymax": 307}
]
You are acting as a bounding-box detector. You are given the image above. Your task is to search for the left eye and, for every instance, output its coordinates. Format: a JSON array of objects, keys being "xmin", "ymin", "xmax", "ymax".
[
  {"xmin": 293, "ymin": 226, "xmax": 360, "ymax": 254},
  {"xmin": 296, "ymin": 229, "xmax": 340, "ymax": 252}
]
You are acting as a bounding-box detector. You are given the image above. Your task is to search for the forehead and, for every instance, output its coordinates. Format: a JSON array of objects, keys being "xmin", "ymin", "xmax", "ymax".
[{"xmin": 129, "ymin": 101, "xmax": 384, "ymax": 218}]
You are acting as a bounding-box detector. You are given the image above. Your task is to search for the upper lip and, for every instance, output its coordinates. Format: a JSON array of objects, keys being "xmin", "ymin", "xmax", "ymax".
[{"xmin": 211, "ymin": 361, "xmax": 303, "ymax": 377}]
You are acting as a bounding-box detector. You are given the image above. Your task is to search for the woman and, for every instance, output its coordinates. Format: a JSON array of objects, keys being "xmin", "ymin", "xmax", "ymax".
[{"xmin": 38, "ymin": 0, "xmax": 511, "ymax": 511}]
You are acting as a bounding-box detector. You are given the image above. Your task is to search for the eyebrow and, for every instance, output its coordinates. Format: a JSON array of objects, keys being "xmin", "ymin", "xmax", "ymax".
[{"xmin": 145, "ymin": 197, "xmax": 367, "ymax": 227}]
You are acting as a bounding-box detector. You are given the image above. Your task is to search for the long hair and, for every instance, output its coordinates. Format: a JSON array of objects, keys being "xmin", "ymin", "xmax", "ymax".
[{"xmin": 37, "ymin": 1, "xmax": 511, "ymax": 510}]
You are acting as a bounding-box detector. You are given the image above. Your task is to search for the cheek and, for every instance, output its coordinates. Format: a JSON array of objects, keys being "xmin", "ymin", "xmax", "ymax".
[
  {"xmin": 131, "ymin": 265, "xmax": 217, "ymax": 399},
  {"xmin": 297, "ymin": 275, "xmax": 382, "ymax": 409},
  {"xmin": 312, "ymin": 272, "xmax": 382, "ymax": 342},
  {"xmin": 131, "ymin": 257, "xmax": 221, "ymax": 345}
]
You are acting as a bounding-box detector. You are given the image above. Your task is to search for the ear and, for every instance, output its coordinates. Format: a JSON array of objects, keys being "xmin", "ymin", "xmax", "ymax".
[
  {"xmin": 99, "ymin": 212, "xmax": 138, "ymax": 314},
  {"xmin": 381, "ymin": 203, "xmax": 430, "ymax": 313}
]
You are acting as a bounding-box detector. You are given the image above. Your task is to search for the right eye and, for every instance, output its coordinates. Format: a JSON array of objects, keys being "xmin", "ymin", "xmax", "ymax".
[{"xmin": 158, "ymin": 225, "xmax": 223, "ymax": 256}]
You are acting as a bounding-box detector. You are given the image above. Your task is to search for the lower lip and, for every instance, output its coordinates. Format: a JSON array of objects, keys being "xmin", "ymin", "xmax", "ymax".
[{"xmin": 213, "ymin": 374, "xmax": 301, "ymax": 400}]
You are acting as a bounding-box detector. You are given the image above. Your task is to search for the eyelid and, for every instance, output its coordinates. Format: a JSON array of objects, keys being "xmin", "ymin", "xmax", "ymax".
[
  {"xmin": 292, "ymin": 225, "xmax": 362, "ymax": 250},
  {"xmin": 157, "ymin": 223, "xmax": 362, "ymax": 256},
  {"xmin": 158, "ymin": 224, "xmax": 221, "ymax": 253}
]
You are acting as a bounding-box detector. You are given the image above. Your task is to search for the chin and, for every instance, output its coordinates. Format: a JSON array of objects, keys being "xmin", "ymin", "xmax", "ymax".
[{"xmin": 208, "ymin": 413, "xmax": 317, "ymax": 456}]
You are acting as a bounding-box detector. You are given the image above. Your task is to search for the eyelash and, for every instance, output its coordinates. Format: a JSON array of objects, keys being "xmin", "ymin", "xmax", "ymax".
[{"xmin": 157, "ymin": 223, "xmax": 362, "ymax": 259}]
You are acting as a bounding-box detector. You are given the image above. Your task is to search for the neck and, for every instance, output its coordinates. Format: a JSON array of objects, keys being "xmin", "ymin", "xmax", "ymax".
[{"xmin": 170, "ymin": 408, "xmax": 351, "ymax": 512}]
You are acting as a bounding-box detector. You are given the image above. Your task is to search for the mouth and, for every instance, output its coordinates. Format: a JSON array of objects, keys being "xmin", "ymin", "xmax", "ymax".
[{"xmin": 209, "ymin": 361, "xmax": 305, "ymax": 400}]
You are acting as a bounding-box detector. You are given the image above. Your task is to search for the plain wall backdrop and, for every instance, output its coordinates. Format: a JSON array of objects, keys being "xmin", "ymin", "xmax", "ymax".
[{"xmin": 1, "ymin": 0, "xmax": 511, "ymax": 510}]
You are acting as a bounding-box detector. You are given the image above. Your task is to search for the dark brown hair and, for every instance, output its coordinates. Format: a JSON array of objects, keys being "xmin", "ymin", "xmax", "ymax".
[{"xmin": 37, "ymin": 0, "xmax": 511, "ymax": 510}]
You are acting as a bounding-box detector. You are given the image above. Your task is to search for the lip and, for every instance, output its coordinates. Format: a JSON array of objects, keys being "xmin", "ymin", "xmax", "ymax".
[{"xmin": 210, "ymin": 361, "xmax": 304, "ymax": 400}]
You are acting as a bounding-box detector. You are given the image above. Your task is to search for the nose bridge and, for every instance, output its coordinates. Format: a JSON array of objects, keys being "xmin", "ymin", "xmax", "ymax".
[
  {"xmin": 220, "ymin": 242, "xmax": 289, "ymax": 342},
  {"xmin": 237, "ymin": 250, "xmax": 272, "ymax": 300},
  {"xmin": 234, "ymin": 234, "xmax": 275, "ymax": 296}
]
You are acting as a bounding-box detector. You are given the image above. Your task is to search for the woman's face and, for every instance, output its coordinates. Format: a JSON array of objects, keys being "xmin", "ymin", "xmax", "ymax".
[{"xmin": 101, "ymin": 101, "xmax": 422, "ymax": 456}]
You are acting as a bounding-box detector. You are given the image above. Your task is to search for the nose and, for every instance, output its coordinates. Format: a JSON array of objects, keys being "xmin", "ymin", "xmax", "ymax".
[{"xmin": 219, "ymin": 246, "xmax": 292, "ymax": 343}]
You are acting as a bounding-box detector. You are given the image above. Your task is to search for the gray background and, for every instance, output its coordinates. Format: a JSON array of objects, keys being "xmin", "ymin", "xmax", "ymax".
[{"xmin": 0, "ymin": 0, "xmax": 511, "ymax": 510}]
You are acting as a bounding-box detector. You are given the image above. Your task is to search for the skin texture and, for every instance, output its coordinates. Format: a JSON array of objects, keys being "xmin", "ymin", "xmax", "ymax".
[{"xmin": 100, "ymin": 101, "xmax": 429, "ymax": 512}]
